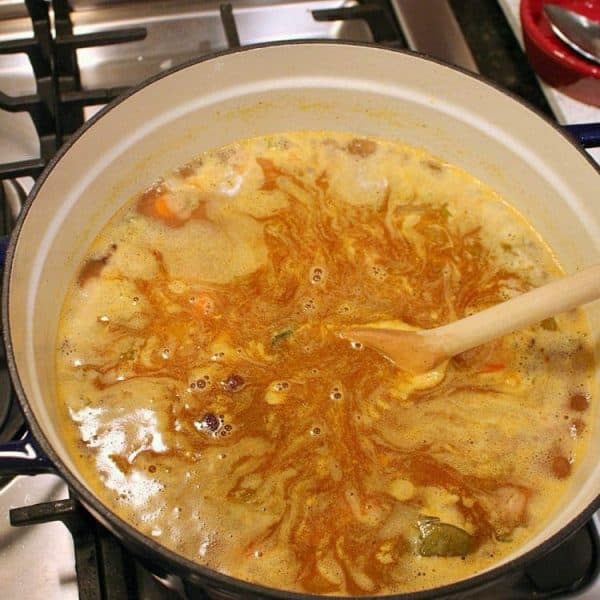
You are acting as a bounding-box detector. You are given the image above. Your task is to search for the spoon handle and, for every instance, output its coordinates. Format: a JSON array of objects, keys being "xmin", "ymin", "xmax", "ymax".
[{"xmin": 432, "ymin": 264, "xmax": 600, "ymax": 357}]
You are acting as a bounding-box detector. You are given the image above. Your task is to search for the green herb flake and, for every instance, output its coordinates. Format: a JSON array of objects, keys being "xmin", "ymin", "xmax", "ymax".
[{"xmin": 271, "ymin": 329, "xmax": 294, "ymax": 347}]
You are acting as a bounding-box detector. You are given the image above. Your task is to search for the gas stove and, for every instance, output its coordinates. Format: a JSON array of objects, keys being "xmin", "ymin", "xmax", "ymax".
[{"xmin": 0, "ymin": 1, "xmax": 599, "ymax": 599}]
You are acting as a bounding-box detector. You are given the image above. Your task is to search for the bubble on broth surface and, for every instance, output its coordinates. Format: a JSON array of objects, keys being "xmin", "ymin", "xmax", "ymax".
[
  {"xmin": 194, "ymin": 413, "xmax": 220, "ymax": 434},
  {"xmin": 310, "ymin": 266, "xmax": 326, "ymax": 284},
  {"xmin": 330, "ymin": 386, "xmax": 344, "ymax": 401},
  {"xmin": 303, "ymin": 298, "xmax": 316, "ymax": 312}
]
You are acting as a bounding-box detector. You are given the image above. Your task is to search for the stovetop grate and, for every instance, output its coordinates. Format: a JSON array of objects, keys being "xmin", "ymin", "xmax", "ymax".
[
  {"xmin": 11, "ymin": 496, "xmax": 141, "ymax": 600},
  {"xmin": 0, "ymin": 0, "xmax": 146, "ymax": 180}
]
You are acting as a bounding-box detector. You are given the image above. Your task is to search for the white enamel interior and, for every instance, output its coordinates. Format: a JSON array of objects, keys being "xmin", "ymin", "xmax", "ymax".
[{"xmin": 7, "ymin": 43, "xmax": 600, "ymax": 582}]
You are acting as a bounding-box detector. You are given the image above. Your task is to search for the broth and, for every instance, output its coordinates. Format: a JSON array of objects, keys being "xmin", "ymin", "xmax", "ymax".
[{"xmin": 56, "ymin": 131, "xmax": 594, "ymax": 595}]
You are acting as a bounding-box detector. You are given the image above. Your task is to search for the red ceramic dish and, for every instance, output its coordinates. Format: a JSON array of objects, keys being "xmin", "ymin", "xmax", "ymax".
[{"xmin": 520, "ymin": 0, "xmax": 600, "ymax": 106}]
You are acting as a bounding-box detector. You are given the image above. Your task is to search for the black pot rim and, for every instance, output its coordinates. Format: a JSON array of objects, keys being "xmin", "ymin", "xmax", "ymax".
[{"xmin": 3, "ymin": 40, "xmax": 600, "ymax": 600}]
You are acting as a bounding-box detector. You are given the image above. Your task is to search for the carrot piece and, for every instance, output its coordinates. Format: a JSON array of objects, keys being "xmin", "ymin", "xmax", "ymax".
[
  {"xmin": 137, "ymin": 186, "xmax": 185, "ymax": 227},
  {"xmin": 154, "ymin": 196, "xmax": 175, "ymax": 220},
  {"xmin": 479, "ymin": 362, "xmax": 505, "ymax": 373}
]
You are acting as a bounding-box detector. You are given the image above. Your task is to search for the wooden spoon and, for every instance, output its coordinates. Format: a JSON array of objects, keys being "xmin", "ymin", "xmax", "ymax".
[{"xmin": 339, "ymin": 265, "xmax": 600, "ymax": 373}]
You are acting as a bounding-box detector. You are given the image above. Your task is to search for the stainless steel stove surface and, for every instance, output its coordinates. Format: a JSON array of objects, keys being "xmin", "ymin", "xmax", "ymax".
[{"xmin": 0, "ymin": 1, "xmax": 599, "ymax": 599}]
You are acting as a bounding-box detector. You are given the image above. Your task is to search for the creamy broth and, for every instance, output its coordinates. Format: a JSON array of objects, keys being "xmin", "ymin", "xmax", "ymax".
[{"xmin": 56, "ymin": 132, "xmax": 594, "ymax": 595}]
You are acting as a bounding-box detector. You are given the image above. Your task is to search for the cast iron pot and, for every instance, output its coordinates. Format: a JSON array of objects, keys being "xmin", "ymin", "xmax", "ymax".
[{"xmin": 1, "ymin": 42, "xmax": 600, "ymax": 599}]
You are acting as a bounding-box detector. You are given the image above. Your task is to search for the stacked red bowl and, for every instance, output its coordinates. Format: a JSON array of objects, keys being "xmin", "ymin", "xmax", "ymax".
[{"xmin": 521, "ymin": 0, "xmax": 600, "ymax": 106}]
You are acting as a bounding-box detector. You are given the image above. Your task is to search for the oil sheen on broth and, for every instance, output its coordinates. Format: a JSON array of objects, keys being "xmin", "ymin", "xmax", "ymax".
[{"xmin": 56, "ymin": 132, "xmax": 594, "ymax": 595}]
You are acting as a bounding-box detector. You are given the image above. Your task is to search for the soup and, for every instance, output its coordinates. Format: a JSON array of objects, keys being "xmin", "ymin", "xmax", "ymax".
[{"xmin": 56, "ymin": 131, "xmax": 594, "ymax": 595}]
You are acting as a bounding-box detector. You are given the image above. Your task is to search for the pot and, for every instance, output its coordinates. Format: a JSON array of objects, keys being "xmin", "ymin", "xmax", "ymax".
[{"xmin": 1, "ymin": 42, "xmax": 599, "ymax": 599}]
